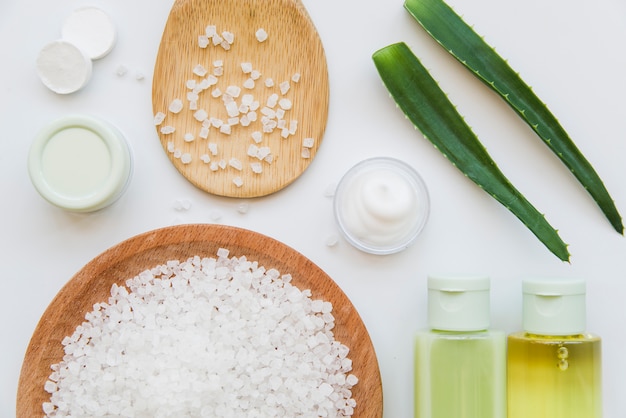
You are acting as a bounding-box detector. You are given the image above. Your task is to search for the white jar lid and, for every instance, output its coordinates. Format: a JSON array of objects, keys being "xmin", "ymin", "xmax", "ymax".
[
  {"xmin": 427, "ymin": 275, "xmax": 491, "ymax": 331},
  {"xmin": 28, "ymin": 115, "xmax": 132, "ymax": 212},
  {"xmin": 522, "ymin": 277, "xmax": 586, "ymax": 336}
]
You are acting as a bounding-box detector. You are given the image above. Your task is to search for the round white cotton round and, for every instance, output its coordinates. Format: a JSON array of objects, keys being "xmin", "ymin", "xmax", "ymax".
[
  {"xmin": 61, "ymin": 7, "xmax": 117, "ymax": 60},
  {"xmin": 36, "ymin": 40, "xmax": 93, "ymax": 94}
]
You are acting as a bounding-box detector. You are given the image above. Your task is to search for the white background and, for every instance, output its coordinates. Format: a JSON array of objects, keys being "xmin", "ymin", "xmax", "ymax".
[{"xmin": 1, "ymin": 0, "xmax": 625, "ymax": 416}]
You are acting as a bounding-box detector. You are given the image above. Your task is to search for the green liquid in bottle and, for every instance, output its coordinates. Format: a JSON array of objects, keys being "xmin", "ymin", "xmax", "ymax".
[
  {"xmin": 415, "ymin": 331, "xmax": 506, "ymax": 418},
  {"xmin": 507, "ymin": 332, "xmax": 602, "ymax": 418}
]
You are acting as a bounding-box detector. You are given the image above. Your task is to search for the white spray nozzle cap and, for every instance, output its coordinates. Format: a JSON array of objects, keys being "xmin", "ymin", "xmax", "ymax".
[
  {"xmin": 427, "ymin": 275, "xmax": 491, "ymax": 331},
  {"xmin": 522, "ymin": 278, "xmax": 586, "ymax": 336}
]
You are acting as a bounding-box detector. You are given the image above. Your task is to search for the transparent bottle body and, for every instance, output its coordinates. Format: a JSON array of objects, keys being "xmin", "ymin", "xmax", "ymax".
[
  {"xmin": 414, "ymin": 330, "xmax": 506, "ymax": 418},
  {"xmin": 507, "ymin": 332, "xmax": 602, "ymax": 418}
]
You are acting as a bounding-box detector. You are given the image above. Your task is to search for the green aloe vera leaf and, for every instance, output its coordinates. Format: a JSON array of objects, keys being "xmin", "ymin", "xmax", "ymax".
[
  {"xmin": 404, "ymin": 0, "xmax": 623, "ymax": 235},
  {"xmin": 372, "ymin": 42, "xmax": 570, "ymax": 261}
]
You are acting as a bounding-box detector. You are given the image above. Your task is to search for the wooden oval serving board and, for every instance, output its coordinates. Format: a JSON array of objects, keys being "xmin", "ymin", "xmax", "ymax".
[
  {"xmin": 152, "ymin": 0, "xmax": 329, "ymax": 198},
  {"xmin": 17, "ymin": 224, "xmax": 383, "ymax": 417}
]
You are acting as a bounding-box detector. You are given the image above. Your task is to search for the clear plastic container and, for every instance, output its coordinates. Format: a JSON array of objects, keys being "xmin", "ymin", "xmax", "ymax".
[{"xmin": 333, "ymin": 157, "xmax": 430, "ymax": 255}]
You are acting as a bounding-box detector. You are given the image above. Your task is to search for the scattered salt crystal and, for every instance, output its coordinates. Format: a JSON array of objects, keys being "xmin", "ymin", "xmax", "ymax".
[
  {"xmin": 198, "ymin": 35, "xmax": 209, "ymax": 48},
  {"xmin": 193, "ymin": 64, "xmax": 207, "ymax": 76},
  {"xmin": 222, "ymin": 31, "xmax": 235, "ymax": 44},
  {"xmin": 168, "ymin": 99, "xmax": 184, "ymax": 114},
  {"xmin": 200, "ymin": 154, "xmax": 211, "ymax": 163},
  {"xmin": 173, "ymin": 198, "xmax": 192, "ymax": 211},
  {"xmin": 279, "ymin": 98, "xmax": 292, "ymax": 110},
  {"xmin": 211, "ymin": 87, "xmax": 222, "ymax": 98},
  {"xmin": 229, "ymin": 158, "xmax": 243, "ymax": 170},
  {"xmin": 303, "ymin": 137, "xmax": 315, "ymax": 148},
  {"xmin": 183, "ymin": 133, "xmax": 195, "ymax": 142},
  {"xmin": 241, "ymin": 62, "xmax": 253, "ymax": 73},
  {"xmin": 219, "ymin": 124, "xmax": 231, "ymax": 134},
  {"xmin": 225, "ymin": 85, "xmax": 241, "ymax": 97},
  {"xmin": 237, "ymin": 201, "xmax": 250, "ymax": 214},
  {"xmin": 301, "ymin": 148, "xmax": 311, "ymax": 159},
  {"xmin": 186, "ymin": 79, "xmax": 197, "ymax": 89},
  {"xmin": 255, "ymin": 28, "xmax": 268, "ymax": 42},
  {"xmin": 194, "ymin": 109, "xmax": 208, "ymax": 122},
  {"xmin": 208, "ymin": 142, "xmax": 218, "ymax": 155},
  {"xmin": 243, "ymin": 78, "xmax": 255, "ymax": 89},
  {"xmin": 250, "ymin": 162, "xmax": 263, "ymax": 174},
  {"xmin": 250, "ymin": 70, "xmax": 261, "ymax": 80},
  {"xmin": 205, "ymin": 25, "xmax": 217, "ymax": 37},
  {"xmin": 160, "ymin": 125, "xmax": 175, "ymax": 134},
  {"xmin": 279, "ymin": 81, "xmax": 290, "ymax": 95},
  {"xmin": 325, "ymin": 234, "xmax": 339, "ymax": 247},
  {"xmin": 292, "ymin": 72, "xmax": 301, "ymax": 83},
  {"xmin": 199, "ymin": 126, "xmax": 209, "ymax": 139},
  {"xmin": 232, "ymin": 176, "xmax": 244, "ymax": 187},
  {"xmin": 154, "ymin": 112, "xmax": 166, "ymax": 125},
  {"xmin": 264, "ymin": 78, "xmax": 274, "ymax": 88},
  {"xmin": 116, "ymin": 64, "xmax": 128, "ymax": 76}
]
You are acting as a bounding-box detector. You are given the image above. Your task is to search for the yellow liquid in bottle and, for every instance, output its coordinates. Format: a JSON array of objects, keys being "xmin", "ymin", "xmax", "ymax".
[{"xmin": 507, "ymin": 332, "xmax": 602, "ymax": 418}]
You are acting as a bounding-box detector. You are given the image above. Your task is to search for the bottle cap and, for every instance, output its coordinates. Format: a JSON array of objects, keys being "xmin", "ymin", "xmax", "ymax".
[
  {"xmin": 427, "ymin": 275, "xmax": 491, "ymax": 331},
  {"xmin": 522, "ymin": 277, "xmax": 586, "ymax": 336}
]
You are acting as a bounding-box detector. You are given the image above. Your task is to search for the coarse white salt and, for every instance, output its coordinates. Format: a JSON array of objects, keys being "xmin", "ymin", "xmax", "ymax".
[
  {"xmin": 168, "ymin": 99, "xmax": 184, "ymax": 114},
  {"xmin": 225, "ymin": 101, "xmax": 239, "ymax": 117},
  {"xmin": 302, "ymin": 148, "xmax": 311, "ymax": 159},
  {"xmin": 211, "ymin": 87, "xmax": 222, "ymax": 98},
  {"xmin": 205, "ymin": 25, "xmax": 217, "ymax": 37},
  {"xmin": 154, "ymin": 112, "xmax": 166, "ymax": 125},
  {"xmin": 186, "ymin": 79, "xmax": 197, "ymax": 89},
  {"xmin": 198, "ymin": 35, "xmax": 209, "ymax": 48},
  {"xmin": 219, "ymin": 124, "xmax": 231, "ymax": 135},
  {"xmin": 225, "ymin": 85, "xmax": 241, "ymax": 98},
  {"xmin": 279, "ymin": 98, "xmax": 292, "ymax": 110},
  {"xmin": 292, "ymin": 72, "xmax": 301, "ymax": 83},
  {"xmin": 241, "ymin": 62, "xmax": 253, "ymax": 73},
  {"xmin": 213, "ymin": 66, "xmax": 224, "ymax": 76},
  {"xmin": 267, "ymin": 93, "xmax": 279, "ymax": 108},
  {"xmin": 255, "ymin": 28, "xmax": 268, "ymax": 42},
  {"xmin": 243, "ymin": 78, "xmax": 255, "ymax": 89},
  {"xmin": 222, "ymin": 31, "xmax": 235, "ymax": 44},
  {"xmin": 250, "ymin": 70, "xmax": 261, "ymax": 80},
  {"xmin": 199, "ymin": 126, "xmax": 209, "ymax": 139},
  {"xmin": 167, "ymin": 141, "xmax": 175, "ymax": 153},
  {"xmin": 193, "ymin": 64, "xmax": 208, "ymax": 77},
  {"xmin": 200, "ymin": 154, "xmax": 211, "ymax": 163},
  {"xmin": 251, "ymin": 131, "xmax": 262, "ymax": 143},
  {"xmin": 193, "ymin": 109, "xmax": 208, "ymax": 122},
  {"xmin": 303, "ymin": 137, "xmax": 315, "ymax": 148},
  {"xmin": 210, "ymin": 118, "xmax": 223, "ymax": 128},
  {"xmin": 247, "ymin": 144, "xmax": 259, "ymax": 157},
  {"xmin": 160, "ymin": 125, "xmax": 175, "ymax": 134},
  {"xmin": 212, "ymin": 33, "xmax": 223, "ymax": 46},
  {"xmin": 229, "ymin": 158, "xmax": 243, "ymax": 170},
  {"xmin": 264, "ymin": 77, "xmax": 274, "ymax": 88},
  {"xmin": 208, "ymin": 142, "xmax": 218, "ymax": 155},
  {"xmin": 181, "ymin": 153, "xmax": 192, "ymax": 164},
  {"xmin": 232, "ymin": 176, "xmax": 244, "ymax": 187},
  {"xmin": 250, "ymin": 162, "xmax": 263, "ymax": 174},
  {"xmin": 183, "ymin": 133, "xmax": 195, "ymax": 142},
  {"xmin": 279, "ymin": 81, "xmax": 290, "ymax": 95}
]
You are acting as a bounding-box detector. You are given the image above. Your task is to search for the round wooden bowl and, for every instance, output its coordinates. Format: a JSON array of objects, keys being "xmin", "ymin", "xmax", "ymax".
[{"xmin": 17, "ymin": 224, "xmax": 383, "ymax": 417}]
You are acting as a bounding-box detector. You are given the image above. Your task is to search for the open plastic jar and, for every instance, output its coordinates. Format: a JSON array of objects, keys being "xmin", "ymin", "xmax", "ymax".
[
  {"xmin": 333, "ymin": 157, "xmax": 430, "ymax": 255},
  {"xmin": 28, "ymin": 115, "xmax": 133, "ymax": 212}
]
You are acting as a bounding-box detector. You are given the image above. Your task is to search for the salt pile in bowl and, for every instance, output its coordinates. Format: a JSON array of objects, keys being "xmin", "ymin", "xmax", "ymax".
[{"xmin": 43, "ymin": 248, "xmax": 358, "ymax": 417}]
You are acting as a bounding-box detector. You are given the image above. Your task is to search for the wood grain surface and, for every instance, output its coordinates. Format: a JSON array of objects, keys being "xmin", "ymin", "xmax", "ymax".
[
  {"xmin": 17, "ymin": 224, "xmax": 382, "ymax": 417},
  {"xmin": 152, "ymin": 0, "xmax": 329, "ymax": 198}
]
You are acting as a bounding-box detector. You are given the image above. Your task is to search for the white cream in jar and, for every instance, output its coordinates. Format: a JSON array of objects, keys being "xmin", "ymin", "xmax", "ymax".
[
  {"xmin": 334, "ymin": 157, "xmax": 429, "ymax": 254},
  {"xmin": 28, "ymin": 115, "xmax": 133, "ymax": 212}
]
